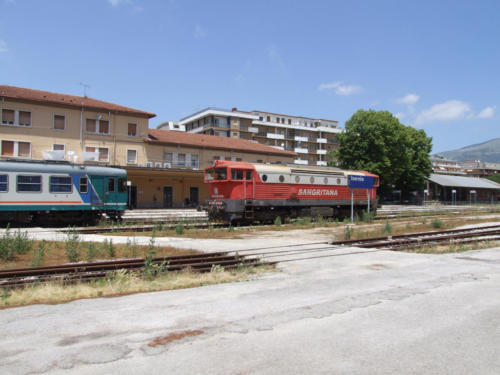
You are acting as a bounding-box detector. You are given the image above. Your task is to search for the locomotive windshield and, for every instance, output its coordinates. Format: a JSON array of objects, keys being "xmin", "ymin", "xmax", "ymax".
[{"xmin": 205, "ymin": 168, "xmax": 227, "ymax": 181}]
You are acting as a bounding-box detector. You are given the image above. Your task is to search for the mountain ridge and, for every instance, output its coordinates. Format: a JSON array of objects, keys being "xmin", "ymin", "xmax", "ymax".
[{"xmin": 437, "ymin": 138, "xmax": 500, "ymax": 163}]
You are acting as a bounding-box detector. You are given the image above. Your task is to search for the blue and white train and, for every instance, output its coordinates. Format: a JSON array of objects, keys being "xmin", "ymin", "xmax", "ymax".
[{"xmin": 0, "ymin": 160, "xmax": 128, "ymax": 225}]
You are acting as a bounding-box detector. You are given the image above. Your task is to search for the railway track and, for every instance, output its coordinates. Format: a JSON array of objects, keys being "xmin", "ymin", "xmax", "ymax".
[
  {"xmin": 0, "ymin": 253, "xmax": 267, "ymax": 289},
  {"xmin": 330, "ymin": 224, "xmax": 500, "ymax": 250}
]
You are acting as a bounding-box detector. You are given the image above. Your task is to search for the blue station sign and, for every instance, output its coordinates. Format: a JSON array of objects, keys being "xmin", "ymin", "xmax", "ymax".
[{"xmin": 348, "ymin": 175, "xmax": 374, "ymax": 189}]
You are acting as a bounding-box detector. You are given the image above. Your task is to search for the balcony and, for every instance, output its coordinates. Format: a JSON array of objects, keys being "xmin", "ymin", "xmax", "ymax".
[
  {"xmin": 248, "ymin": 126, "xmax": 258, "ymax": 133},
  {"xmin": 267, "ymin": 133, "xmax": 285, "ymax": 140},
  {"xmin": 316, "ymin": 149, "xmax": 327, "ymax": 155},
  {"xmin": 316, "ymin": 161, "xmax": 327, "ymax": 166},
  {"xmin": 294, "ymin": 136, "xmax": 308, "ymax": 142},
  {"xmin": 294, "ymin": 159, "xmax": 308, "ymax": 165},
  {"xmin": 295, "ymin": 147, "xmax": 308, "ymax": 154},
  {"xmin": 317, "ymin": 138, "xmax": 327, "ymax": 143}
]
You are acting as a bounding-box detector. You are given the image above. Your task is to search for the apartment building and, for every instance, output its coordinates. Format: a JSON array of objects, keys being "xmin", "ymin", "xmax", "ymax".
[
  {"xmin": 179, "ymin": 107, "xmax": 342, "ymax": 166},
  {"xmin": 430, "ymin": 155, "xmax": 465, "ymax": 175},
  {"xmin": 0, "ymin": 85, "xmax": 155, "ymax": 165}
]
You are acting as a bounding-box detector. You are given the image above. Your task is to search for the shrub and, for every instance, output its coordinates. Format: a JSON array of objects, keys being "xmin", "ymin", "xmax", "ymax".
[
  {"xmin": 12, "ymin": 229, "xmax": 31, "ymax": 255},
  {"xmin": 362, "ymin": 211, "xmax": 374, "ymax": 223},
  {"xmin": 0, "ymin": 225, "xmax": 14, "ymax": 261},
  {"xmin": 30, "ymin": 240, "xmax": 46, "ymax": 267},
  {"xmin": 274, "ymin": 216, "xmax": 282, "ymax": 227},
  {"xmin": 431, "ymin": 219, "xmax": 443, "ymax": 229},
  {"xmin": 106, "ymin": 239, "xmax": 116, "ymax": 258},
  {"xmin": 344, "ymin": 225, "xmax": 353, "ymax": 240},
  {"xmin": 175, "ymin": 222, "xmax": 184, "ymax": 235},
  {"xmin": 86, "ymin": 243, "xmax": 97, "ymax": 262}
]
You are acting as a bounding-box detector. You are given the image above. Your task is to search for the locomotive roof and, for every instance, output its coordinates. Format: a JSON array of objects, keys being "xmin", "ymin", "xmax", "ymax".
[
  {"xmin": 208, "ymin": 160, "xmax": 370, "ymax": 176},
  {"xmin": 0, "ymin": 160, "xmax": 126, "ymax": 176}
]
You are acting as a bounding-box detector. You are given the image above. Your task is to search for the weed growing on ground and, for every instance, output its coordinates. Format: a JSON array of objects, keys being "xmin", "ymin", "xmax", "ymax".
[
  {"xmin": 362, "ymin": 211, "xmax": 374, "ymax": 223},
  {"xmin": 383, "ymin": 222, "xmax": 393, "ymax": 236},
  {"xmin": 104, "ymin": 239, "xmax": 116, "ymax": 258},
  {"xmin": 13, "ymin": 229, "xmax": 31, "ymax": 255},
  {"xmin": 431, "ymin": 219, "xmax": 443, "ymax": 229},
  {"xmin": 228, "ymin": 225, "xmax": 235, "ymax": 232},
  {"xmin": 64, "ymin": 228, "xmax": 81, "ymax": 263},
  {"xmin": 86, "ymin": 243, "xmax": 97, "ymax": 262},
  {"xmin": 344, "ymin": 225, "xmax": 353, "ymax": 240},
  {"xmin": 175, "ymin": 222, "xmax": 184, "ymax": 235},
  {"xmin": 0, "ymin": 225, "xmax": 13, "ymax": 261},
  {"xmin": 30, "ymin": 240, "xmax": 46, "ymax": 267},
  {"xmin": 274, "ymin": 216, "xmax": 282, "ymax": 227}
]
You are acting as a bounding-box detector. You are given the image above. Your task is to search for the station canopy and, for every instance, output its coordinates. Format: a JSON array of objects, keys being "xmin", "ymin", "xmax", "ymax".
[{"xmin": 427, "ymin": 174, "xmax": 500, "ymax": 190}]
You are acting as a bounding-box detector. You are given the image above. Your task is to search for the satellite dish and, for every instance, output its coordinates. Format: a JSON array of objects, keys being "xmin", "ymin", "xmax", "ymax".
[
  {"xmin": 96, "ymin": 114, "xmax": 102, "ymax": 120},
  {"xmin": 67, "ymin": 151, "xmax": 75, "ymax": 156}
]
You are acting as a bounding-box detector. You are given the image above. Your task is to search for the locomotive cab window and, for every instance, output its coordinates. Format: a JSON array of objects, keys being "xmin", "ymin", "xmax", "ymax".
[
  {"xmin": 108, "ymin": 178, "xmax": 115, "ymax": 192},
  {"xmin": 79, "ymin": 177, "xmax": 88, "ymax": 193},
  {"xmin": 245, "ymin": 170, "xmax": 252, "ymax": 180},
  {"xmin": 0, "ymin": 175, "xmax": 7, "ymax": 192},
  {"xmin": 118, "ymin": 178, "xmax": 127, "ymax": 193},
  {"xmin": 49, "ymin": 176, "xmax": 72, "ymax": 193},
  {"xmin": 231, "ymin": 169, "xmax": 244, "ymax": 180},
  {"xmin": 214, "ymin": 168, "xmax": 227, "ymax": 181},
  {"xmin": 17, "ymin": 175, "xmax": 41, "ymax": 192}
]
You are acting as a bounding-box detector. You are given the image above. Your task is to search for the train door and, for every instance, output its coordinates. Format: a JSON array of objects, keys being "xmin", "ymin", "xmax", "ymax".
[
  {"xmin": 244, "ymin": 170, "xmax": 254, "ymax": 200},
  {"xmin": 128, "ymin": 185, "xmax": 137, "ymax": 209},
  {"xmin": 90, "ymin": 176, "xmax": 106, "ymax": 205},
  {"xmin": 163, "ymin": 186, "xmax": 173, "ymax": 208}
]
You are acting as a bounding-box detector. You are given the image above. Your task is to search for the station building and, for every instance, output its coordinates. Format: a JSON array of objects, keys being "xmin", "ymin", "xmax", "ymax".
[
  {"xmin": 175, "ymin": 107, "xmax": 341, "ymax": 166},
  {"xmin": 426, "ymin": 174, "xmax": 500, "ymax": 203},
  {"xmin": 0, "ymin": 85, "xmax": 295, "ymax": 209}
]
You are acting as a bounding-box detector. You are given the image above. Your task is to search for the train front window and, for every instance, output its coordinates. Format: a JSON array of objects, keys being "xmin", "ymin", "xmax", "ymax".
[
  {"xmin": 213, "ymin": 168, "xmax": 227, "ymax": 181},
  {"xmin": 231, "ymin": 169, "xmax": 244, "ymax": 180}
]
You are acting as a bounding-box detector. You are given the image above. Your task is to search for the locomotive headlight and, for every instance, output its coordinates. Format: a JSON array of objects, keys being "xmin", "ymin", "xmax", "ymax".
[{"xmin": 214, "ymin": 187, "xmax": 219, "ymax": 194}]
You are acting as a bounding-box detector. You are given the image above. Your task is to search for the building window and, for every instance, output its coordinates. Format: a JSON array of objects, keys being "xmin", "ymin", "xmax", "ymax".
[
  {"xmin": 86, "ymin": 119, "xmax": 96, "ymax": 133},
  {"xmin": 86, "ymin": 118, "xmax": 109, "ymax": 135},
  {"xmin": 19, "ymin": 111, "xmax": 31, "ymax": 126},
  {"xmin": 49, "ymin": 176, "xmax": 72, "ymax": 193},
  {"xmin": 2, "ymin": 109, "xmax": 14, "ymax": 125},
  {"xmin": 17, "ymin": 175, "xmax": 41, "ymax": 192},
  {"xmin": 85, "ymin": 146, "xmax": 109, "ymax": 162},
  {"xmin": 288, "ymin": 119, "xmax": 292, "ymax": 125},
  {"xmin": 1, "ymin": 140, "xmax": 31, "ymax": 157},
  {"xmin": 0, "ymin": 175, "xmax": 8, "ymax": 192},
  {"xmin": 259, "ymin": 116, "xmax": 263, "ymax": 121},
  {"xmin": 54, "ymin": 115, "xmax": 65, "ymax": 130},
  {"xmin": 236, "ymin": 157, "xmax": 242, "ymax": 161},
  {"xmin": 266, "ymin": 116, "xmax": 270, "ymax": 122},
  {"xmin": 164, "ymin": 152, "xmax": 173, "ymax": 163},
  {"xmin": 99, "ymin": 120, "xmax": 109, "ymax": 134},
  {"xmin": 53, "ymin": 144, "xmax": 65, "ymax": 151},
  {"xmin": 191, "ymin": 154, "xmax": 199, "ymax": 168},
  {"xmin": 177, "ymin": 153, "xmax": 186, "ymax": 166},
  {"xmin": 79, "ymin": 177, "xmax": 88, "ymax": 193},
  {"xmin": 213, "ymin": 156, "xmax": 220, "ymax": 160},
  {"xmin": 128, "ymin": 123, "xmax": 137, "ymax": 136},
  {"xmin": 127, "ymin": 149, "xmax": 137, "ymax": 164}
]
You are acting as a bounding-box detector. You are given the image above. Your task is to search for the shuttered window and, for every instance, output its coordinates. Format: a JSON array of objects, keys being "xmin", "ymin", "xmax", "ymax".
[
  {"xmin": 128, "ymin": 123, "xmax": 137, "ymax": 136},
  {"xmin": 86, "ymin": 119, "xmax": 96, "ymax": 132},
  {"xmin": 18, "ymin": 111, "xmax": 31, "ymax": 126},
  {"xmin": 54, "ymin": 115, "xmax": 65, "ymax": 130},
  {"xmin": 18, "ymin": 142, "xmax": 30, "ymax": 157},
  {"xmin": 99, "ymin": 120, "xmax": 109, "ymax": 134},
  {"xmin": 1, "ymin": 141, "xmax": 14, "ymax": 156},
  {"xmin": 1, "ymin": 109, "xmax": 14, "ymax": 125}
]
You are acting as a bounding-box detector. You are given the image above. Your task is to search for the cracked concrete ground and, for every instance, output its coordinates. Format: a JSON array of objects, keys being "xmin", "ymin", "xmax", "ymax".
[{"xmin": 1, "ymin": 227, "xmax": 500, "ymax": 374}]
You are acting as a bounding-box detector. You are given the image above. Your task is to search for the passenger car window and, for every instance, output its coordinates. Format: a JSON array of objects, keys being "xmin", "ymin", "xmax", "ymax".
[
  {"xmin": 79, "ymin": 177, "xmax": 88, "ymax": 193},
  {"xmin": 118, "ymin": 178, "xmax": 127, "ymax": 193},
  {"xmin": 17, "ymin": 175, "xmax": 41, "ymax": 192},
  {"xmin": 49, "ymin": 176, "xmax": 72, "ymax": 193},
  {"xmin": 0, "ymin": 175, "xmax": 7, "ymax": 192}
]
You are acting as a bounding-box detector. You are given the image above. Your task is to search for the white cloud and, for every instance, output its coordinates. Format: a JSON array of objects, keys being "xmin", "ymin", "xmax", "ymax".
[
  {"xmin": 477, "ymin": 106, "xmax": 495, "ymax": 119},
  {"xmin": 396, "ymin": 93, "xmax": 419, "ymax": 105},
  {"xmin": 194, "ymin": 25, "xmax": 206, "ymax": 39},
  {"xmin": 318, "ymin": 81, "xmax": 362, "ymax": 96},
  {"xmin": 394, "ymin": 112, "xmax": 406, "ymax": 120},
  {"xmin": 415, "ymin": 100, "xmax": 471, "ymax": 125},
  {"xmin": 0, "ymin": 40, "xmax": 7, "ymax": 53},
  {"xmin": 108, "ymin": 0, "xmax": 125, "ymax": 6},
  {"xmin": 108, "ymin": 0, "xmax": 142, "ymax": 11}
]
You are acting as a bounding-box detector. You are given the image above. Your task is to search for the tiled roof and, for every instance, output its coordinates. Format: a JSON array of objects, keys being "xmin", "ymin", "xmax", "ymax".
[
  {"xmin": 147, "ymin": 129, "xmax": 296, "ymax": 157},
  {"xmin": 0, "ymin": 85, "xmax": 156, "ymax": 118}
]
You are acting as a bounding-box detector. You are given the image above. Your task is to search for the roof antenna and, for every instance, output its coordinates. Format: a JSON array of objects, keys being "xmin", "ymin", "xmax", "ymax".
[{"xmin": 79, "ymin": 82, "xmax": 91, "ymax": 98}]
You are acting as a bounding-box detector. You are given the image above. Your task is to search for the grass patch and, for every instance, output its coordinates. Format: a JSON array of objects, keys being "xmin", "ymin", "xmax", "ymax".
[
  {"xmin": 407, "ymin": 240, "xmax": 500, "ymax": 254},
  {"xmin": 0, "ymin": 265, "xmax": 275, "ymax": 308}
]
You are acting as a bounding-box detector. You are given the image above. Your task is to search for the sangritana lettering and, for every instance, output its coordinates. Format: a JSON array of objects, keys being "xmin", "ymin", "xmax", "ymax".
[{"xmin": 298, "ymin": 188, "xmax": 338, "ymax": 196}]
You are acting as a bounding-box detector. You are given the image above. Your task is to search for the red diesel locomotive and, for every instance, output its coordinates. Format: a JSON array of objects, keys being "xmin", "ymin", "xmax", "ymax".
[{"xmin": 201, "ymin": 160, "xmax": 379, "ymax": 224}]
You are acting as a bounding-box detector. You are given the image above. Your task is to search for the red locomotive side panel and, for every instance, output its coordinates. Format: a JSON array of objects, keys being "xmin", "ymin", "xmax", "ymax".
[{"xmin": 202, "ymin": 160, "xmax": 379, "ymax": 223}]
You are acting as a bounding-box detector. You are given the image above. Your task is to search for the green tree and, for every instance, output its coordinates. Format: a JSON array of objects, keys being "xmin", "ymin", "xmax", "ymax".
[{"xmin": 333, "ymin": 109, "xmax": 432, "ymax": 197}]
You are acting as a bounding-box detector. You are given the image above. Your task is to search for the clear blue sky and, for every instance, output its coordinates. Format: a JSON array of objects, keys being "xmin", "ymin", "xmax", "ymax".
[{"xmin": 1, "ymin": 0, "xmax": 498, "ymax": 153}]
